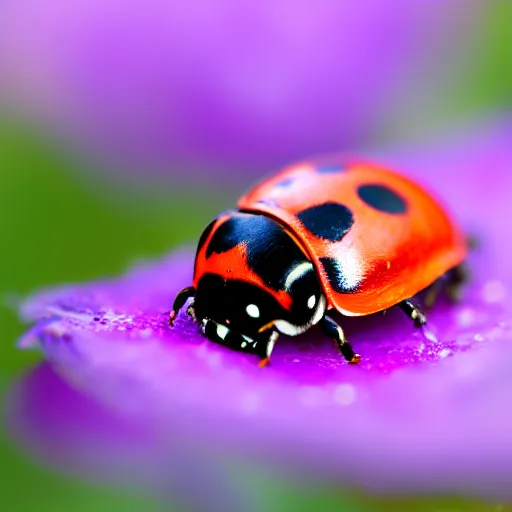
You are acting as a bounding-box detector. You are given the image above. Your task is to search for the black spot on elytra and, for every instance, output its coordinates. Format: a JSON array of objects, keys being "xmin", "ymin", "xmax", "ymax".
[
  {"xmin": 205, "ymin": 213, "xmax": 307, "ymax": 290},
  {"xmin": 320, "ymin": 257, "xmax": 361, "ymax": 294},
  {"xmin": 297, "ymin": 203, "xmax": 354, "ymax": 242},
  {"xmin": 358, "ymin": 184, "xmax": 407, "ymax": 214},
  {"xmin": 316, "ymin": 165, "xmax": 347, "ymax": 174}
]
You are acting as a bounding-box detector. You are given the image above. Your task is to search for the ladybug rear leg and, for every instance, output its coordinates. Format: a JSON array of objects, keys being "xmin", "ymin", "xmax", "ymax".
[
  {"xmin": 445, "ymin": 263, "xmax": 469, "ymax": 302},
  {"xmin": 399, "ymin": 299, "xmax": 427, "ymax": 328},
  {"xmin": 424, "ymin": 280, "xmax": 443, "ymax": 310},
  {"xmin": 424, "ymin": 263, "xmax": 469, "ymax": 309},
  {"xmin": 321, "ymin": 314, "xmax": 361, "ymax": 364}
]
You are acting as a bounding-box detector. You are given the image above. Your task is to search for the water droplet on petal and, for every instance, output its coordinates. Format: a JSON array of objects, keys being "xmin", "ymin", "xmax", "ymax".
[
  {"xmin": 333, "ymin": 383, "xmax": 356, "ymax": 406},
  {"xmin": 298, "ymin": 385, "xmax": 323, "ymax": 408},
  {"xmin": 456, "ymin": 308, "xmax": 476, "ymax": 328},
  {"xmin": 483, "ymin": 280, "xmax": 507, "ymax": 303},
  {"xmin": 439, "ymin": 348, "xmax": 452, "ymax": 359}
]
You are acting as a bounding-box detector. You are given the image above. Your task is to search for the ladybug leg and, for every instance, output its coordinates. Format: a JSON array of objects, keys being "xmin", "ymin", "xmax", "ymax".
[
  {"xmin": 320, "ymin": 314, "xmax": 361, "ymax": 364},
  {"xmin": 169, "ymin": 286, "xmax": 196, "ymax": 325},
  {"xmin": 424, "ymin": 280, "xmax": 443, "ymax": 310},
  {"xmin": 399, "ymin": 299, "xmax": 427, "ymax": 328},
  {"xmin": 186, "ymin": 302, "xmax": 198, "ymax": 322},
  {"xmin": 445, "ymin": 263, "xmax": 469, "ymax": 303},
  {"xmin": 425, "ymin": 263, "xmax": 469, "ymax": 309}
]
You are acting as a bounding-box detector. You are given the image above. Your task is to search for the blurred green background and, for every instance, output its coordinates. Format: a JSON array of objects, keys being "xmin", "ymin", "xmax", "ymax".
[{"xmin": 1, "ymin": 1, "xmax": 511, "ymax": 511}]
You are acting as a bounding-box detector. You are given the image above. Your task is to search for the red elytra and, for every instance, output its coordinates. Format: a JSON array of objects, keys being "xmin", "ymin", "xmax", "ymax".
[
  {"xmin": 173, "ymin": 157, "xmax": 468, "ymax": 365},
  {"xmin": 237, "ymin": 160, "xmax": 468, "ymax": 316}
]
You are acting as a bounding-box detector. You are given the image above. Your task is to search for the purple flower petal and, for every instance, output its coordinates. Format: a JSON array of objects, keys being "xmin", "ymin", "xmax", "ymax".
[
  {"xmin": 6, "ymin": 363, "xmax": 159, "ymax": 475},
  {"xmin": 6, "ymin": 363, "xmax": 259, "ymax": 510},
  {"xmin": 11, "ymin": 118, "xmax": 512, "ymax": 500},
  {"xmin": 0, "ymin": 0, "xmax": 478, "ymax": 180}
]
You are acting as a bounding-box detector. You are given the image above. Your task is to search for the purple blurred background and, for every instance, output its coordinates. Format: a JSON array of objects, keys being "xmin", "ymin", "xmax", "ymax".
[{"xmin": 0, "ymin": 0, "xmax": 484, "ymax": 183}]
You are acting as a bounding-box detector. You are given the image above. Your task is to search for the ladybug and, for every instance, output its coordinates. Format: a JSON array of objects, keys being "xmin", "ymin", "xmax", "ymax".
[{"xmin": 170, "ymin": 158, "xmax": 468, "ymax": 367}]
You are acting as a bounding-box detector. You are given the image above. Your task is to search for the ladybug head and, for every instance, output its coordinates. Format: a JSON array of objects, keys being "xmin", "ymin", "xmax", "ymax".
[{"xmin": 179, "ymin": 212, "xmax": 327, "ymax": 353}]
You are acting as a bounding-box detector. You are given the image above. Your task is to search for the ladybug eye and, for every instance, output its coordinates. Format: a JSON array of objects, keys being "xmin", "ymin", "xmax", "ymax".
[
  {"xmin": 307, "ymin": 295, "xmax": 316, "ymax": 309},
  {"xmin": 246, "ymin": 304, "xmax": 260, "ymax": 318}
]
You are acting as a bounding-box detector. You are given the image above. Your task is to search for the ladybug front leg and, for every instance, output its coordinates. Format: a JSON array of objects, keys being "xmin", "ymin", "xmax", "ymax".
[
  {"xmin": 399, "ymin": 299, "xmax": 427, "ymax": 328},
  {"xmin": 169, "ymin": 286, "xmax": 195, "ymax": 325},
  {"xmin": 320, "ymin": 314, "xmax": 361, "ymax": 364},
  {"xmin": 425, "ymin": 263, "xmax": 470, "ymax": 309}
]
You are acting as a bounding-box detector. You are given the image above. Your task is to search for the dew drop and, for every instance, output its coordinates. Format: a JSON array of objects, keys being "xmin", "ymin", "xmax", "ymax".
[{"xmin": 333, "ymin": 384, "xmax": 356, "ymax": 406}]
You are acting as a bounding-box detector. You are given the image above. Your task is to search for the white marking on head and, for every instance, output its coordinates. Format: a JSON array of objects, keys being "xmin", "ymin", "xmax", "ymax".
[
  {"xmin": 274, "ymin": 320, "xmax": 306, "ymax": 336},
  {"xmin": 310, "ymin": 295, "xmax": 327, "ymax": 325},
  {"xmin": 246, "ymin": 304, "xmax": 260, "ymax": 318},
  {"xmin": 242, "ymin": 334, "xmax": 253, "ymax": 342},
  {"xmin": 307, "ymin": 295, "xmax": 316, "ymax": 309},
  {"xmin": 274, "ymin": 295, "xmax": 327, "ymax": 336},
  {"xmin": 284, "ymin": 261, "xmax": 314, "ymax": 290},
  {"xmin": 241, "ymin": 341, "xmax": 247, "ymax": 348},
  {"xmin": 216, "ymin": 324, "xmax": 229, "ymax": 340}
]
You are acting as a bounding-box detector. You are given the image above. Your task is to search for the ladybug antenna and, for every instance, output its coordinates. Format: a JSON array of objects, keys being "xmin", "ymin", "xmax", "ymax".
[{"xmin": 169, "ymin": 286, "xmax": 195, "ymax": 326}]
